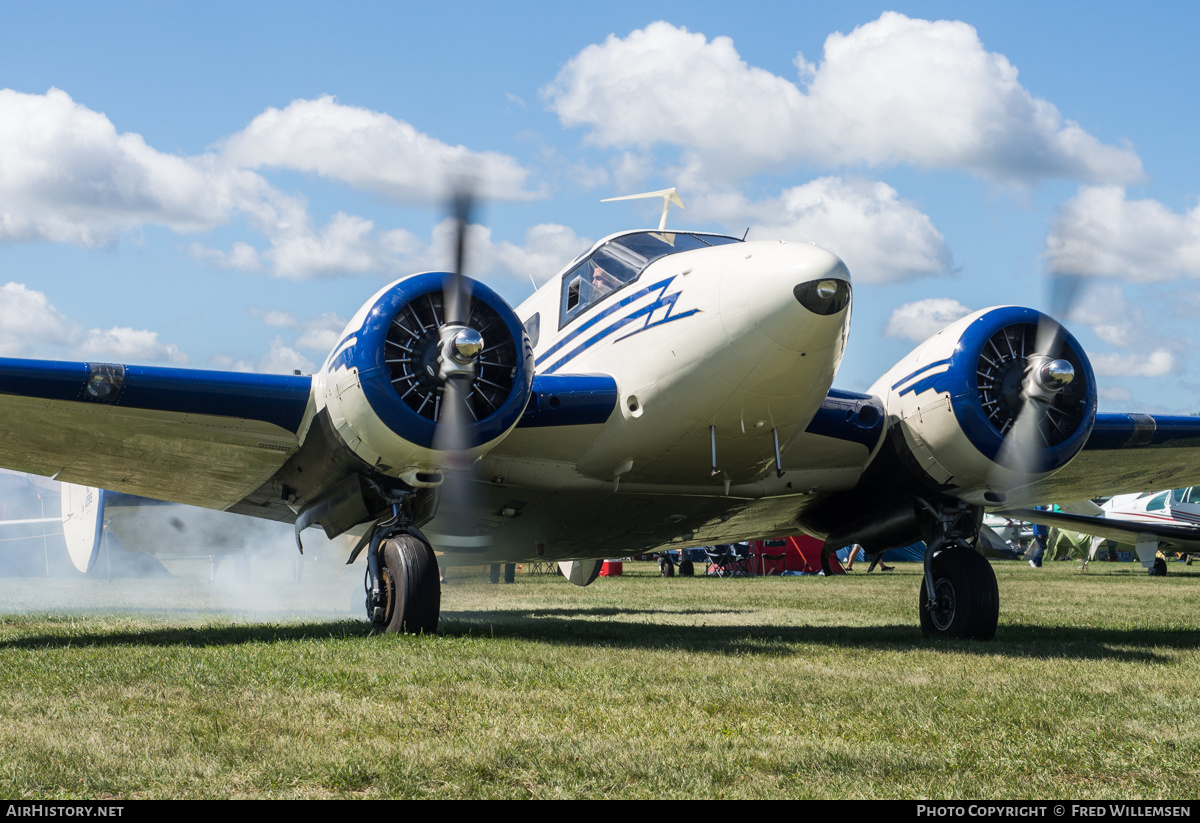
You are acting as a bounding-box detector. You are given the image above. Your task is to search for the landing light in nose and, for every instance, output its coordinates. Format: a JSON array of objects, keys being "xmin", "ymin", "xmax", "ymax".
[{"xmin": 793, "ymin": 278, "xmax": 851, "ymax": 315}]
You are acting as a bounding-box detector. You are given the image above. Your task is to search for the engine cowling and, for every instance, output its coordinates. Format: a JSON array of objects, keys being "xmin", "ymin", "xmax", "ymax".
[
  {"xmin": 315, "ymin": 272, "xmax": 533, "ymax": 487},
  {"xmin": 871, "ymin": 306, "xmax": 1097, "ymax": 506}
]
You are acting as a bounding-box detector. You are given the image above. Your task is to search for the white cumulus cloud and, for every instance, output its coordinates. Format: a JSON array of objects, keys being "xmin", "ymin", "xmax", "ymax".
[
  {"xmin": 76, "ymin": 327, "xmax": 187, "ymax": 365},
  {"xmin": 544, "ymin": 16, "xmax": 1142, "ymax": 186},
  {"xmin": 219, "ymin": 95, "xmax": 536, "ymax": 203},
  {"xmin": 0, "ymin": 283, "xmax": 79, "ymax": 355},
  {"xmin": 0, "ymin": 88, "xmax": 272, "ymax": 246},
  {"xmin": 0, "ymin": 89, "xmax": 539, "ymax": 282},
  {"xmin": 0, "ymin": 282, "xmax": 186, "ymax": 364},
  {"xmin": 1055, "ymin": 282, "xmax": 1187, "ymax": 385},
  {"xmin": 1045, "ymin": 186, "xmax": 1200, "ymax": 279},
  {"xmin": 1090, "ymin": 349, "xmax": 1179, "ymax": 378},
  {"xmin": 487, "ymin": 223, "xmax": 593, "ymax": 287},
  {"xmin": 1099, "ymin": 385, "xmax": 1134, "ymax": 407},
  {"xmin": 1065, "ymin": 282, "xmax": 1149, "ymax": 347},
  {"xmin": 885, "ymin": 298, "xmax": 973, "ymax": 343},
  {"xmin": 251, "ymin": 310, "xmax": 346, "ymax": 354},
  {"xmin": 187, "ymin": 241, "xmax": 263, "ymax": 272},
  {"xmin": 255, "ymin": 340, "xmax": 318, "ymax": 375},
  {"xmin": 193, "ymin": 216, "xmax": 588, "ymax": 286},
  {"xmin": 704, "ymin": 177, "xmax": 951, "ymax": 283}
]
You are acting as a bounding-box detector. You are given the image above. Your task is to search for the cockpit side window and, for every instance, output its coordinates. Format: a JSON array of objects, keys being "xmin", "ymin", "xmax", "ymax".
[
  {"xmin": 561, "ymin": 261, "xmax": 592, "ymax": 326},
  {"xmin": 558, "ymin": 231, "xmax": 740, "ymax": 328}
]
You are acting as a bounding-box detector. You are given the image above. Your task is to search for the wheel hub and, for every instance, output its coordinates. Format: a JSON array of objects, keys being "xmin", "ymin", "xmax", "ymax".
[
  {"xmin": 928, "ymin": 577, "xmax": 957, "ymax": 631},
  {"xmin": 366, "ymin": 565, "xmax": 396, "ymax": 626}
]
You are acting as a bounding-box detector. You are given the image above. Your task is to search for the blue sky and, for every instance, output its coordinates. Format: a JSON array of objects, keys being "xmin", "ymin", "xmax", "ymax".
[{"xmin": 3, "ymin": 1, "xmax": 1200, "ymax": 412}]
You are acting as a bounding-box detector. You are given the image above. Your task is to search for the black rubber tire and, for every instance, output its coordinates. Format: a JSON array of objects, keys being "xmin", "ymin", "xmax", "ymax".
[
  {"xmin": 659, "ymin": 556, "xmax": 675, "ymax": 577},
  {"xmin": 919, "ymin": 549, "xmax": 999, "ymax": 640},
  {"xmin": 1150, "ymin": 557, "xmax": 1167, "ymax": 577},
  {"xmin": 679, "ymin": 559, "xmax": 695, "ymax": 577},
  {"xmin": 371, "ymin": 535, "xmax": 440, "ymax": 634}
]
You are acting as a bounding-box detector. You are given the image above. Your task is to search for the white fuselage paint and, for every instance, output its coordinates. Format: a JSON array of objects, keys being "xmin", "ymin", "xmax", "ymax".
[
  {"xmin": 507, "ymin": 238, "xmax": 851, "ymax": 486},
  {"xmin": 426, "ymin": 235, "xmax": 864, "ymax": 561}
]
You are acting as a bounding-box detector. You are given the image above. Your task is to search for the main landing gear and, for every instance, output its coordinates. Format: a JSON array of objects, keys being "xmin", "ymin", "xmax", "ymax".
[
  {"xmin": 919, "ymin": 547, "xmax": 999, "ymax": 640},
  {"xmin": 365, "ymin": 532, "xmax": 441, "ymax": 634},
  {"xmin": 918, "ymin": 499, "xmax": 999, "ymax": 641}
]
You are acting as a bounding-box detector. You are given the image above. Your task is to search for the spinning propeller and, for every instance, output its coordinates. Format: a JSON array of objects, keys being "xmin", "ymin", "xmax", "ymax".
[
  {"xmin": 985, "ymin": 276, "xmax": 1094, "ymax": 493},
  {"xmin": 429, "ymin": 184, "xmax": 493, "ymax": 544},
  {"xmin": 381, "ymin": 182, "xmax": 521, "ymax": 442}
]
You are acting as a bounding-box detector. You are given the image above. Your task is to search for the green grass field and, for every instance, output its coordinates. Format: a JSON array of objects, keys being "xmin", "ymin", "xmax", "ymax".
[{"xmin": 1, "ymin": 559, "xmax": 1198, "ymax": 799}]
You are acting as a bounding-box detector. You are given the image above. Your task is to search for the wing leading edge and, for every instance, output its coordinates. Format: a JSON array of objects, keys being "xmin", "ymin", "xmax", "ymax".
[
  {"xmin": 0, "ymin": 357, "xmax": 311, "ymax": 511},
  {"xmin": 1014, "ymin": 413, "xmax": 1200, "ymax": 507}
]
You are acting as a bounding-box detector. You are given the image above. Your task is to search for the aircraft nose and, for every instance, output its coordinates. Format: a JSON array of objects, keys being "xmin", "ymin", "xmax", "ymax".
[{"xmin": 719, "ymin": 241, "xmax": 851, "ymax": 351}]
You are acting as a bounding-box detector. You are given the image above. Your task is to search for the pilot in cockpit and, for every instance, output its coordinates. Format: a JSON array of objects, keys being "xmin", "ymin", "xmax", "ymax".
[{"xmin": 589, "ymin": 260, "xmax": 622, "ymax": 300}]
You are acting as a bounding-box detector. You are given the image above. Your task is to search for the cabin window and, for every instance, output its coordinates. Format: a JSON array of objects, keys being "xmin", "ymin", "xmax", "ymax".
[{"xmin": 1146, "ymin": 492, "xmax": 1169, "ymax": 511}]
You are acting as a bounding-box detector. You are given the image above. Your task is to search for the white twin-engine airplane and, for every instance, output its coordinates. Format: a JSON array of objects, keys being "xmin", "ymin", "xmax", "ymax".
[
  {"xmin": 1006, "ymin": 488, "xmax": 1200, "ymax": 576},
  {"xmin": 2, "ymin": 189, "xmax": 1200, "ymax": 639}
]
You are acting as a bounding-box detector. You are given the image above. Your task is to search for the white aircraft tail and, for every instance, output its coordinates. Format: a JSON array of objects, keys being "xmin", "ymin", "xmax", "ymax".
[{"xmin": 60, "ymin": 484, "xmax": 105, "ymax": 573}]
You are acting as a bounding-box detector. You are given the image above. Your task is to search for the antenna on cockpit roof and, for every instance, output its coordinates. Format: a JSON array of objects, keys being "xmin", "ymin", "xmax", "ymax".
[{"xmin": 602, "ymin": 188, "xmax": 684, "ymax": 231}]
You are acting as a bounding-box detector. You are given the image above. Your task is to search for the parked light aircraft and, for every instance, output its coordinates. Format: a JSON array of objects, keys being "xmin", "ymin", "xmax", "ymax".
[
  {"xmin": 3, "ymin": 188, "xmax": 1200, "ymax": 640},
  {"xmin": 1007, "ymin": 489, "xmax": 1200, "ymax": 576}
]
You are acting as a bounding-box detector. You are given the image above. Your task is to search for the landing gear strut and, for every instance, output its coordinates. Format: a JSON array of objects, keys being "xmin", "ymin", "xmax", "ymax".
[{"xmin": 917, "ymin": 498, "xmax": 999, "ymax": 640}]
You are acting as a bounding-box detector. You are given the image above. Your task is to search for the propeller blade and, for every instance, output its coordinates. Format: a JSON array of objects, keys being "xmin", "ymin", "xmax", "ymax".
[
  {"xmin": 992, "ymin": 311, "xmax": 1082, "ymax": 493},
  {"xmin": 444, "ymin": 185, "xmax": 475, "ymax": 326},
  {"xmin": 431, "ymin": 180, "xmax": 490, "ymax": 549}
]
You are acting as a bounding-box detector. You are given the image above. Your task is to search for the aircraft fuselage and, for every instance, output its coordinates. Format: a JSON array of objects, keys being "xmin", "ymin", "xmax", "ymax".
[{"xmin": 428, "ymin": 232, "xmax": 864, "ymax": 562}]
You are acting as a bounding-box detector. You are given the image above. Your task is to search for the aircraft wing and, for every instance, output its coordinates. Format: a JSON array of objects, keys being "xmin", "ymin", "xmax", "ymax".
[
  {"xmin": 1007, "ymin": 414, "xmax": 1200, "ymax": 507},
  {"xmin": 0, "ymin": 358, "xmax": 311, "ymax": 513},
  {"xmin": 1001, "ymin": 506, "xmax": 1200, "ymax": 553}
]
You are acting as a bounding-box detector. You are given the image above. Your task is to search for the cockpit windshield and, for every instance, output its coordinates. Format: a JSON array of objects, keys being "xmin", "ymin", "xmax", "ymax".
[
  {"xmin": 1174, "ymin": 487, "xmax": 1200, "ymax": 504},
  {"xmin": 560, "ymin": 231, "xmax": 739, "ymax": 326}
]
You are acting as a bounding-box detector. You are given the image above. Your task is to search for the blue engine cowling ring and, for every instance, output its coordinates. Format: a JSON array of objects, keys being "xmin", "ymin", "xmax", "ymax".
[
  {"xmin": 955, "ymin": 306, "xmax": 1096, "ymax": 474},
  {"xmin": 330, "ymin": 271, "xmax": 534, "ymax": 451},
  {"xmin": 900, "ymin": 306, "xmax": 1097, "ymax": 475}
]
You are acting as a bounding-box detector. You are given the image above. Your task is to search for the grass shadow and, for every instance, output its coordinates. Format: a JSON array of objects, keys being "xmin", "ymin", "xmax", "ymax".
[
  {"xmin": 0, "ymin": 619, "xmax": 374, "ymax": 650},
  {"xmin": 442, "ymin": 608, "xmax": 1197, "ymax": 662},
  {"xmin": 2, "ymin": 606, "xmax": 1197, "ymax": 664}
]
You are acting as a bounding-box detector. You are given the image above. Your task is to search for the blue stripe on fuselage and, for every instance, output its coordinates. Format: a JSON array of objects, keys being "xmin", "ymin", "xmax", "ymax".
[{"xmin": 537, "ymin": 276, "xmax": 698, "ymax": 374}]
